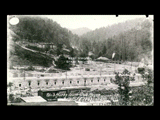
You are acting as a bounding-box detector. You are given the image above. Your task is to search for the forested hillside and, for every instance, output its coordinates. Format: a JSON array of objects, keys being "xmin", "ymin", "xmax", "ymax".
[
  {"xmin": 77, "ymin": 17, "xmax": 153, "ymax": 62},
  {"xmin": 9, "ymin": 15, "xmax": 75, "ymax": 49},
  {"xmin": 8, "ymin": 16, "xmax": 79, "ymax": 67},
  {"xmin": 81, "ymin": 17, "xmax": 148, "ymax": 41}
]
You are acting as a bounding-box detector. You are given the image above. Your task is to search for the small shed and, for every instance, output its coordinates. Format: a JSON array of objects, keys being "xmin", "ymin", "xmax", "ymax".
[
  {"xmin": 96, "ymin": 56, "xmax": 110, "ymax": 62},
  {"xmin": 20, "ymin": 96, "xmax": 47, "ymax": 103}
]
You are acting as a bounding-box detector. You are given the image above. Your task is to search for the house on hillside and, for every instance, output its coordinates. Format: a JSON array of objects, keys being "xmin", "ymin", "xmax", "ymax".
[
  {"xmin": 96, "ymin": 56, "xmax": 110, "ymax": 62},
  {"xmin": 88, "ymin": 51, "xmax": 94, "ymax": 56},
  {"xmin": 37, "ymin": 42, "xmax": 57, "ymax": 49}
]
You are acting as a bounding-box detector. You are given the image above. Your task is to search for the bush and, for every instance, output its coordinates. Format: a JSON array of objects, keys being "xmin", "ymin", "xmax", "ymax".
[
  {"xmin": 14, "ymin": 44, "xmax": 53, "ymax": 67},
  {"xmin": 55, "ymin": 55, "xmax": 71, "ymax": 70},
  {"xmin": 9, "ymin": 94, "xmax": 15, "ymax": 103},
  {"xmin": 138, "ymin": 67, "xmax": 145, "ymax": 74},
  {"xmin": 114, "ymin": 69, "xmax": 134, "ymax": 105},
  {"xmin": 27, "ymin": 65, "xmax": 35, "ymax": 71},
  {"xmin": 127, "ymin": 68, "xmax": 153, "ymax": 106},
  {"xmin": 129, "ymin": 85, "xmax": 154, "ymax": 106},
  {"xmin": 85, "ymin": 68, "xmax": 90, "ymax": 71},
  {"xmin": 14, "ymin": 97, "xmax": 22, "ymax": 103}
]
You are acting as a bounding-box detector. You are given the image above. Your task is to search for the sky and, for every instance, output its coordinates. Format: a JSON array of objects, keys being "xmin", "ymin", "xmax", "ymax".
[
  {"xmin": 38, "ymin": 15, "xmax": 153, "ymax": 30},
  {"xmin": 9, "ymin": 15, "xmax": 153, "ymax": 30}
]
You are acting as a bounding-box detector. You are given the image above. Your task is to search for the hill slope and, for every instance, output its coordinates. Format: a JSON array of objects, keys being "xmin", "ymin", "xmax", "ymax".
[
  {"xmin": 8, "ymin": 16, "xmax": 75, "ymax": 68},
  {"xmin": 9, "ymin": 15, "xmax": 72, "ymax": 48},
  {"xmin": 8, "ymin": 30, "xmax": 53, "ymax": 68},
  {"xmin": 77, "ymin": 17, "xmax": 153, "ymax": 61},
  {"xmin": 81, "ymin": 17, "xmax": 151, "ymax": 41}
]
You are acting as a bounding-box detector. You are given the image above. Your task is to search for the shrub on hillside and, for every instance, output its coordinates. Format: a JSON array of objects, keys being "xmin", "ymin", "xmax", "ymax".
[
  {"xmin": 85, "ymin": 68, "xmax": 90, "ymax": 71},
  {"xmin": 27, "ymin": 65, "xmax": 35, "ymax": 71},
  {"xmin": 55, "ymin": 55, "xmax": 71, "ymax": 70},
  {"xmin": 14, "ymin": 44, "xmax": 52, "ymax": 67}
]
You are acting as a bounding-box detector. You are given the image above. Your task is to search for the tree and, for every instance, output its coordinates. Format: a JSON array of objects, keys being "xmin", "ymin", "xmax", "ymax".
[
  {"xmin": 102, "ymin": 45, "xmax": 107, "ymax": 55},
  {"xmin": 136, "ymin": 68, "xmax": 154, "ymax": 105},
  {"xmin": 98, "ymin": 51, "xmax": 102, "ymax": 57},
  {"xmin": 8, "ymin": 82, "xmax": 13, "ymax": 92},
  {"xmin": 69, "ymin": 48, "xmax": 75, "ymax": 57},
  {"xmin": 56, "ymin": 43, "xmax": 63, "ymax": 56},
  {"xmin": 9, "ymin": 94, "xmax": 15, "ymax": 103},
  {"xmin": 90, "ymin": 54, "xmax": 95, "ymax": 60},
  {"xmin": 77, "ymin": 18, "xmax": 152, "ymax": 62},
  {"xmin": 113, "ymin": 69, "xmax": 135, "ymax": 105},
  {"xmin": 44, "ymin": 44, "xmax": 50, "ymax": 53},
  {"xmin": 79, "ymin": 52, "xmax": 88, "ymax": 64},
  {"xmin": 115, "ymin": 68, "xmax": 154, "ymax": 106},
  {"xmin": 55, "ymin": 55, "xmax": 71, "ymax": 70},
  {"xmin": 8, "ymin": 82, "xmax": 13, "ymax": 87},
  {"xmin": 27, "ymin": 65, "xmax": 35, "ymax": 71},
  {"xmin": 142, "ymin": 68, "xmax": 154, "ymax": 87},
  {"xmin": 10, "ymin": 15, "xmax": 72, "ymax": 49}
]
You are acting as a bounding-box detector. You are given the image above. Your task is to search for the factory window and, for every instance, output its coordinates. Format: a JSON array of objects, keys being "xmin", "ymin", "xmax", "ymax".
[
  {"xmin": 28, "ymin": 81, "xmax": 31, "ymax": 86},
  {"xmin": 110, "ymin": 78, "xmax": 113, "ymax": 83},
  {"xmin": 41, "ymin": 74, "xmax": 44, "ymax": 77},
  {"xmin": 77, "ymin": 81, "xmax": 79, "ymax": 84},
  {"xmin": 54, "ymin": 81, "xmax": 56, "ymax": 85},
  {"xmin": 19, "ymin": 84, "xmax": 21, "ymax": 87},
  {"xmin": 104, "ymin": 79, "xmax": 106, "ymax": 82},
  {"xmin": 62, "ymin": 81, "xmax": 64, "ymax": 84},
  {"xmin": 46, "ymin": 81, "xmax": 48, "ymax": 85},
  {"xmin": 37, "ymin": 81, "xmax": 40, "ymax": 86},
  {"xmin": 91, "ymin": 80, "xmax": 93, "ymax": 82},
  {"xmin": 98, "ymin": 79, "xmax": 99, "ymax": 82},
  {"xmin": 70, "ymin": 81, "xmax": 72, "ymax": 84}
]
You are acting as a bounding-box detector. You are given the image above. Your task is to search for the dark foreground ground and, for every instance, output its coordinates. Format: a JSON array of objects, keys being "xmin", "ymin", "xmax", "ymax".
[{"xmin": 7, "ymin": 101, "xmax": 78, "ymax": 106}]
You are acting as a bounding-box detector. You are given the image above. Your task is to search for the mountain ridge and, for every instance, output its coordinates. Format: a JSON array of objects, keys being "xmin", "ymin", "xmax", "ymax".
[{"xmin": 81, "ymin": 17, "xmax": 150, "ymax": 41}]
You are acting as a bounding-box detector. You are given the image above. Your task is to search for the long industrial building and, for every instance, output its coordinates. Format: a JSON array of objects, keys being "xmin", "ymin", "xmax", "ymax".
[{"xmin": 9, "ymin": 72, "xmax": 142, "ymax": 90}]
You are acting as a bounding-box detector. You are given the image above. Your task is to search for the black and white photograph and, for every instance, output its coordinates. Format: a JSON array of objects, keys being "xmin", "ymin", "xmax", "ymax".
[{"xmin": 7, "ymin": 15, "xmax": 154, "ymax": 106}]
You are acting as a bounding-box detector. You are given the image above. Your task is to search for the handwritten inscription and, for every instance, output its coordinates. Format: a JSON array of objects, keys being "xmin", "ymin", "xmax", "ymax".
[{"xmin": 46, "ymin": 91, "xmax": 67, "ymax": 98}]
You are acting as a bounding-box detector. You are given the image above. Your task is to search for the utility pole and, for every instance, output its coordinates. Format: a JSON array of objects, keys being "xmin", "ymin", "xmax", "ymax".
[
  {"xmin": 113, "ymin": 57, "xmax": 115, "ymax": 73},
  {"xmin": 66, "ymin": 70, "xmax": 67, "ymax": 80},
  {"xmin": 24, "ymin": 69, "xmax": 25, "ymax": 81},
  {"xmin": 100, "ymin": 63, "xmax": 102, "ymax": 76}
]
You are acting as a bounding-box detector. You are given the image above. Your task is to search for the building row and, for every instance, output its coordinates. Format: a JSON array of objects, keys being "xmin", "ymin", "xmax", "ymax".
[{"xmin": 10, "ymin": 74, "xmax": 142, "ymax": 90}]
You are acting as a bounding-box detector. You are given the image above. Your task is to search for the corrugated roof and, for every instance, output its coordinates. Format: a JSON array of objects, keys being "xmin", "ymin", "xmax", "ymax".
[
  {"xmin": 20, "ymin": 96, "xmax": 47, "ymax": 103},
  {"xmin": 8, "ymin": 101, "xmax": 78, "ymax": 106},
  {"xmin": 97, "ymin": 57, "xmax": 110, "ymax": 60}
]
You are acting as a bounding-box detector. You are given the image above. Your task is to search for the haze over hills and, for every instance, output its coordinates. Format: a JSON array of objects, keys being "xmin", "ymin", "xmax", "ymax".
[
  {"xmin": 81, "ymin": 17, "xmax": 152, "ymax": 41},
  {"xmin": 76, "ymin": 17, "xmax": 153, "ymax": 62},
  {"xmin": 69, "ymin": 27, "xmax": 92, "ymax": 36}
]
